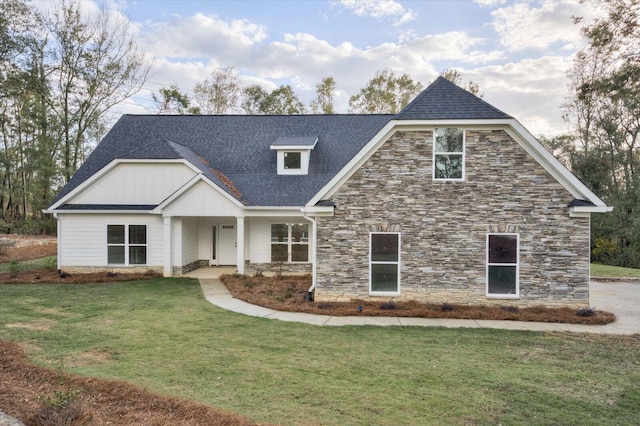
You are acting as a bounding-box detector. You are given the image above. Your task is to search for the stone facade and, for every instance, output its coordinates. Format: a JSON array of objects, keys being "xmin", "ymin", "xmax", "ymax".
[
  {"xmin": 315, "ymin": 129, "xmax": 591, "ymax": 308},
  {"xmin": 61, "ymin": 265, "xmax": 163, "ymax": 275}
]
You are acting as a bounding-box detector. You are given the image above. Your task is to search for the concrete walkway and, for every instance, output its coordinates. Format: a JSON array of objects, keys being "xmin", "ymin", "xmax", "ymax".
[{"xmin": 185, "ymin": 268, "xmax": 640, "ymax": 335}]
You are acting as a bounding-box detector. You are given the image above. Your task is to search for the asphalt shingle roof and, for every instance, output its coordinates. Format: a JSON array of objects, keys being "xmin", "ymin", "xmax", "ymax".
[
  {"xmin": 51, "ymin": 77, "xmax": 514, "ymax": 209},
  {"xmin": 394, "ymin": 76, "xmax": 511, "ymax": 120}
]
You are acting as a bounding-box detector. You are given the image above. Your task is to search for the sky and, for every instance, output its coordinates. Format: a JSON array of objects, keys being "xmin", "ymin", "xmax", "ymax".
[{"xmin": 41, "ymin": 0, "xmax": 601, "ymax": 137}]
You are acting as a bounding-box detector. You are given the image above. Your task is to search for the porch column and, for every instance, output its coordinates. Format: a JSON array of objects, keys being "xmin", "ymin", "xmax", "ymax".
[
  {"xmin": 163, "ymin": 216, "xmax": 172, "ymax": 277},
  {"xmin": 236, "ymin": 216, "xmax": 245, "ymax": 274}
]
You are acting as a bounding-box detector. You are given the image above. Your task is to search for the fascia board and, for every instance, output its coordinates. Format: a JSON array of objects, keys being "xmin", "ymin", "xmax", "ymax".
[
  {"xmin": 570, "ymin": 206, "xmax": 614, "ymax": 217},
  {"xmin": 50, "ymin": 209, "xmax": 157, "ymax": 214},
  {"xmin": 243, "ymin": 206, "xmax": 309, "ymax": 217},
  {"xmin": 301, "ymin": 206, "xmax": 334, "ymax": 217},
  {"xmin": 154, "ymin": 173, "xmax": 245, "ymax": 213},
  {"xmin": 48, "ymin": 159, "xmax": 201, "ymax": 211}
]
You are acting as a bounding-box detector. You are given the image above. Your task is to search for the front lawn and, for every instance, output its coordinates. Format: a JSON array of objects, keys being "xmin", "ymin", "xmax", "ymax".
[
  {"xmin": 1, "ymin": 278, "xmax": 639, "ymax": 425},
  {"xmin": 591, "ymin": 263, "xmax": 640, "ymax": 279}
]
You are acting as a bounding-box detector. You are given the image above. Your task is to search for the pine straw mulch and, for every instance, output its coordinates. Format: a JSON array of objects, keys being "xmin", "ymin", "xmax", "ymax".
[
  {"xmin": 0, "ymin": 268, "xmax": 162, "ymax": 285},
  {"xmin": 0, "ymin": 340, "xmax": 257, "ymax": 426},
  {"xmin": 221, "ymin": 274, "xmax": 616, "ymax": 325},
  {"xmin": 0, "ymin": 235, "xmax": 57, "ymax": 263}
]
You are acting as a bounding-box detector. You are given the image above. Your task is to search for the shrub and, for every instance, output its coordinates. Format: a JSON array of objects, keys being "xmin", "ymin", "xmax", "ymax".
[
  {"xmin": 380, "ymin": 301, "xmax": 397, "ymax": 310},
  {"xmin": 577, "ymin": 307, "xmax": 597, "ymax": 317},
  {"xmin": 441, "ymin": 303, "xmax": 456, "ymax": 312}
]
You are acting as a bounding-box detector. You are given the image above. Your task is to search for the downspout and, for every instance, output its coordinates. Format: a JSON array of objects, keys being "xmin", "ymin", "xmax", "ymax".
[
  {"xmin": 302, "ymin": 210, "xmax": 317, "ymax": 300},
  {"xmin": 54, "ymin": 213, "xmax": 61, "ymax": 273}
]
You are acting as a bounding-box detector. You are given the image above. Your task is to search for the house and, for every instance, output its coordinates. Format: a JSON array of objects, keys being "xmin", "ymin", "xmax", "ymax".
[{"xmin": 46, "ymin": 77, "xmax": 611, "ymax": 307}]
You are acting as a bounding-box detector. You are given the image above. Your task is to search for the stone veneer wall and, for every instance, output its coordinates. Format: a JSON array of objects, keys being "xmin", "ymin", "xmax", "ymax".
[
  {"xmin": 315, "ymin": 129, "xmax": 591, "ymax": 308},
  {"xmin": 62, "ymin": 266, "xmax": 163, "ymax": 275},
  {"xmin": 246, "ymin": 262, "xmax": 312, "ymax": 275}
]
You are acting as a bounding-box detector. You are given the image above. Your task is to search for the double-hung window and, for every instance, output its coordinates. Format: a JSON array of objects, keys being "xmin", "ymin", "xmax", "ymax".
[
  {"xmin": 487, "ymin": 233, "xmax": 519, "ymax": 297},
  {"xmin": 107, "ymin": 224, "xmax": 147, "ymax": 265},
  {"xmin": 271, "ymin": 223, "xmax": 309, "ymax": 262},
  {"xmin": 370, "ymin": 232, "xmax": 401, "ymax": 294},
  {"xmin": 433, "ymin": 127, "xmax": 465, "ymax": 180}
]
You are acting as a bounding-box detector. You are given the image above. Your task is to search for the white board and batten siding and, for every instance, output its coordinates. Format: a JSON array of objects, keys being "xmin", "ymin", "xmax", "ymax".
[
  {"xmin": 162, "ymin": 180, "xmax": 243, "ymax": 217},
  {"xmin": 58, "ymin": 214, "xmax": 163, "ymax": 267},
  {"xmin": 69, "ymin": 163, "xmax": 197, "ymax": 205}
]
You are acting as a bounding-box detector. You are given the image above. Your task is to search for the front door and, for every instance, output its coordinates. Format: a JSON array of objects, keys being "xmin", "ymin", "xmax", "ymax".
[{"xmin": 218, "ymin": 224, "xmax": 237, "ymax": 266}]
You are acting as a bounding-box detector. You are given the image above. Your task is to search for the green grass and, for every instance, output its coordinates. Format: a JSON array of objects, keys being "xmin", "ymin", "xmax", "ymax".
[
  {"xmin": 1, "ymin": 278, "xmax": 639, "ymax": 425},
  {"xmin": 591, "ymin": 263, "xmax": 640, "ymax": 278},
  {"xmin": 0, "ymin": 256, "xmax": 56, "ymax": 273}
]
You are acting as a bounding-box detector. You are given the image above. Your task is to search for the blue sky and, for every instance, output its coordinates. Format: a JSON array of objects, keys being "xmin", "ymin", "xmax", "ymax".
[{"xmin": 52, "ymin": 0, "xmax": 600, "ymax": 136}]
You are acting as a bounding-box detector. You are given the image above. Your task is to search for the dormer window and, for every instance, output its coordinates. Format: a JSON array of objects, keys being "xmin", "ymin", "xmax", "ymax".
[
  {"xmin": 270, "ymin": 136, "xmax": 317, "ymax": 175},
  {"xmin": 284, "ymin": 152, "xmax": 302, "ymax": 170}
]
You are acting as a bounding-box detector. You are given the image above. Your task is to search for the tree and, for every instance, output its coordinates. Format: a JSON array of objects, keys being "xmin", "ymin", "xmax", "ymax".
[
  {"xmin": 152, "ymin": 84, "xmax": 192, "ymax": 114},
  {"xmin": 441, "ymin": 69, "xmax": 483, "ymax": 97},
  {"xmin": 0, "ymin": 0, "xmax": 149, "ymax": 230},
  {"xmin": 192, "ymin": 66, "xmax": 241, "ymax": 114},
  {"xmin": 241, "ymin": 84, "xmax": 269, "ymax": 115},
  {"xmin": 349, "ymin": 68, "xmax": 423, "ymax": 114},
  {"xmin": 561, "ymin": 0, "xmax": 640, "ymax": 267},
  {"xmin": 241, "ymin": 84, "xmax": 305, "ymax": 115},
  {"xmin": 310, "ymin": 77, "xmax": 336, "ymax": 114},
  {"xmin": 46, "ymin": 1, "xmax": 150, "ymax": 182}
]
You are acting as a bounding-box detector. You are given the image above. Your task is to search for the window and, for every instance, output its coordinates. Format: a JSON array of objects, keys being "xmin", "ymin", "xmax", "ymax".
[
  {"xmin": 487, "ymin": 234, "xmax": 519, "ymax": 297},
  {"xmin": 271, "ymin": 223, "xmax": 309, "ymax": 262},
  {"xmin": 433, "ymin": 128, "xmax": 464, "ymax": 180},
  {"xmin": 284, "ymin": 152, "xmax": 301, "ymax": 170},
  {"xmin": 370, "ymin": 233, "xmax": 400, "ymax": 294},
  {"xmin": 107, "ymin": 225, "xmax": 147, "ymax": 265}
]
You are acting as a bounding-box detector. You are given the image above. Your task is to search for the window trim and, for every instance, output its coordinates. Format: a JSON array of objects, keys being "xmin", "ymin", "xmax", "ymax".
[
  {"xmin": 270, "ymin": 223, "xmax": 310, "ymax": 263},
  {"xmin": 486, "ymin": 233, "xmax": 519, "ymax": 298},
  {"xmin": 433, "ymin": 127, "xmax": 465, "ymax": 182},
  {"xmin": 369, "ymin": 232, "xmax": 401, "ymax": 296},
  {"xmin": 107, "ymin": 224, "xmax": 147, "ymax": 266}
]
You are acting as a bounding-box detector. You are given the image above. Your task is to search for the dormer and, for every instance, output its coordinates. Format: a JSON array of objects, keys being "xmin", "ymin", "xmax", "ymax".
[{"xmin": 270, "ymin": 136, "xmax": 318, "ymax": 175}]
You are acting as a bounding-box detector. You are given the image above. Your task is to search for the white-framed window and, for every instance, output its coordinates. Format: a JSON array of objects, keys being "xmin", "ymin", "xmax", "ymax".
[
  {"xmin": 486, "ymin": 233, "xmax": 519, "ymax": 297},
  {"xmin": 271, "ymin": 223, "xmax": 309, "ymax": 262},
  {"xmin": 369, "ymin": 232, "xmax": 401, "ymax": 295},
  {"xmin": 433, "ymin": 127, "xmax": 465, "ymax": 181},
  {"xmin": 284, "ymin": 152, "xmax": 302, "ymax": 170},
  {"xmin": 107, "ymin": 224, "xmax": 147, "ymax": 265}
]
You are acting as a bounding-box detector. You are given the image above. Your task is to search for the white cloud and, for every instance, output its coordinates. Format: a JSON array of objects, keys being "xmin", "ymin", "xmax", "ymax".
[
  {"xmin": 490, "ymin": 0, "xmax": 593, "ymax": 52},
  {"xmin": 474, "ymin": 0, "xmax": 507, "ymax": 6},
  {"xmin": 335, "ymin": 0, "xmax": 417, "ymax": 26},
  {"xmin": 463, "ymin": 55, "xmax": 575, "ymax": 136},
  {"xmin": 142, "ymin": 12, "xmax": 267, "ymax": 58}
]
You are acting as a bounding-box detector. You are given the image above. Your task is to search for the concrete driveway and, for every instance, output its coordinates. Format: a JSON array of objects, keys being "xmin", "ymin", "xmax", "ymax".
[{"xmin": 591, "ymin": 280, "xmax": 640, "ymax": 335}]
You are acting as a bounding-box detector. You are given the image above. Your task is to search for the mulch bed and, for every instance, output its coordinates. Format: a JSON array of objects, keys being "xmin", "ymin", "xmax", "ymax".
[
  {"xmin": 0, "ymin": 340, "xmax": 256, "ymax": 426},
  {"xmin": 221, "ymin": 274, "xmax": 616, "ymax": 325},
  {"xmin": 0, "ymin": 269, "xmax": 162, "ymax": 284}
]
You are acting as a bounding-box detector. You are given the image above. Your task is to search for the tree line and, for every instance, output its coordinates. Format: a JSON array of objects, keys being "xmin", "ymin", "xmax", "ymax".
[{"xmin": 1, "ymin": 0, "xmax": 638, "ymax": 269}]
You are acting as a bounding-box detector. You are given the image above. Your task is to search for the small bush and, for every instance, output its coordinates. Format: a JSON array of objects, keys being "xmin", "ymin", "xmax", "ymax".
[
  {"xmin": 577, "ymin": 307, "xmax": 597, "ymax": 317},
  {"xmin": 380, "ymin": 301, "xmax": 397, "ymax": 310},
  {"xmin": 502, "ymin": 305, "xmax": 520, "ymax": 313},
  {"xmin": 254, "ymin": 270, "xmax": 264, "ymax": 277},
  {"xmin": 243, "ymin": 279, "xmax": 254, "ymax": 289},
  {"xmin": 31, "ymin": 389, "xmax": 90, "ymax": 426},
  {"xmin": 441, "ymin": 303, "xmax": 456, "ymax": 312}
]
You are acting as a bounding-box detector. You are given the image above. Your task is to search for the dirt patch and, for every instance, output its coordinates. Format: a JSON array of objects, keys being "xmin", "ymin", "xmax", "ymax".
[
  {"xmin": 65, "ymin": 350, "xmax": 113, "ymax": 368},
  {"xmin": 5, "ymin": 319, "xmax": 57, "ymax": 331},
  {"xmin": 0, "ymin": 339, "xmax": 257, "ymax": 425},
  {"xmin": 0, "ymin": 235, "xmax": 57, "ymax": 263},
  {"xmin": 222, "ymin": 274, "xmax": 616, "ymax": 325}
]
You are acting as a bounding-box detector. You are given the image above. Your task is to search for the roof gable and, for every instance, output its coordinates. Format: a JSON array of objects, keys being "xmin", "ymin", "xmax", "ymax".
[{"xmin": 395, "ymin": 76, "xmax": 511, "ymax": 120}]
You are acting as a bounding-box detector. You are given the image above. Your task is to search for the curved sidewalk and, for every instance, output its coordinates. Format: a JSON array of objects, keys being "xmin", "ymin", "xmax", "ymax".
[{"xmin": 187, "ymin": 269, "xmax": 640, "ymax": 335}]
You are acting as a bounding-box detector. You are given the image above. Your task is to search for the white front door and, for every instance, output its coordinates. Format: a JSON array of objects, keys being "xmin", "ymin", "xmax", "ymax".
[{"xmin": 218, "ymin": 224, "xmax": 237, "ymax": 266}]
